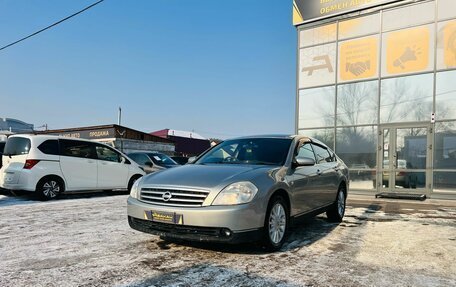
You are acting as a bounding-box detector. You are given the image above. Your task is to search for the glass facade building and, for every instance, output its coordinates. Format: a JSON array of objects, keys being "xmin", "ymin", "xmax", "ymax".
[{"xmin": 295, "ymin": 0, "xmax": 456, "ymax": 198}]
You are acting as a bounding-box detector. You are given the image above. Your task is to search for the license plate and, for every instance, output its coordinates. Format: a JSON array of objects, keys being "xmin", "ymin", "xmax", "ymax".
[{"xmin": 144, "ymin": 210, "xmax": 183, "ymax": 224}]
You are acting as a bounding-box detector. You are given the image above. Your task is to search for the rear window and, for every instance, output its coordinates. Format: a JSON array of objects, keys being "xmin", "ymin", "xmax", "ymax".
[
  {"xmin": 38, "ymin": 140, "xmax": 60, "ymax": 155},
  {"xmin": 4, "ymin": 137, "xmax": 31, "ymax": 156}
]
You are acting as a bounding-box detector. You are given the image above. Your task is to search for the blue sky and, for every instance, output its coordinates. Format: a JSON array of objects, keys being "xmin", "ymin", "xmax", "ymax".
[{"xmin": 0, "ymin": 0, "xmax": 296, "ymax": 139}]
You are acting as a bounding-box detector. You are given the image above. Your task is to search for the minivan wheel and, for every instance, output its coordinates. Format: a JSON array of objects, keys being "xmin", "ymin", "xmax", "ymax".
[
  {"xmin": 263, "ymin": 196, "xmax": 288, "ymax": 251},
  {"xmin": 38, "ymin": 178, "xmax": 63, "ymax": 200},
  {"xmin": 326, "ymin": 186, "xmax": 346, "ymax": 222}
]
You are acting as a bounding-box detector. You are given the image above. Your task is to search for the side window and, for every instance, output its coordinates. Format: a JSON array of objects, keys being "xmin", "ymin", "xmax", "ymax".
[
  {"xmin": 96, "ymin": 145, "xmax": 120, "ymax": 162},
  {"xmin": 312, "ymin": 144, "xmax": 331, "ymax": 164},
  {"xmin": 327, "ymin": 148, "xmax": 336, "ymax": 162},
  {"xmin": 60, "ymin": 140, "xmax": 96, "ymax": 159},
  {"xmin": 38, "ymin": 140, "xmax": 59, "ymax": 155},
  {"xmin": 296, "ymin": 143, "xmax": 316, "ymax": 161}
]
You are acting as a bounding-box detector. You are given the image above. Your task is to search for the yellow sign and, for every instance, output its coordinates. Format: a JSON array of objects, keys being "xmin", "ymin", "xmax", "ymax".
[
  {"xmin": 339, "ymin": 36, "xmax": 378, "ymax": 81},
  {"xmin": 386, "ymin": 26, "xmax": 430, "ymax": 75},
  {"xmin": 444, "ymin": 21, "xmax": 456, "ymax": 68}
]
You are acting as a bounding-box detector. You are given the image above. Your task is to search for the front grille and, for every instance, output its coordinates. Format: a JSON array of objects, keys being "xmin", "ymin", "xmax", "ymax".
[{"xmin": 139, "ymin": 187, "xmax": 210, "ymax": 207}]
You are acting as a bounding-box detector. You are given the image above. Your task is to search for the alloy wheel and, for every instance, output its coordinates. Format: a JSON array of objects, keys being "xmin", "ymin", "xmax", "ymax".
[
  {"xmin": 337, "ymin": 190, "xmax": 345, "ymax": 217},
  {"xmin": 42, "ymin": 180, "xmax": 60, "ymax": 198},
  {"xmin": 268, "ymin": 203, "xmax": 286, "ymax": 244}
]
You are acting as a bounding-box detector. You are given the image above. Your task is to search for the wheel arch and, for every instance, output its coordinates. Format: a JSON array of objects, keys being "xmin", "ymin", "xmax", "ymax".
[{"xmin": 267, "ymin": 188, "xmax": 291, "ymax": 214}]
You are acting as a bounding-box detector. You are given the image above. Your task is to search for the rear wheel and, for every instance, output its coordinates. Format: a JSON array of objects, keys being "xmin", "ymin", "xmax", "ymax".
[
  {"xmin": 262, "ymin": 196, "xmax": 288, "ymax": 251},
  {"xmin": 37, "ymin": 177, "xmax": 63, "ymax": 200},
  {"xmin": 326, "ymin": 186, "xmax": 346, "ymax": 222}
]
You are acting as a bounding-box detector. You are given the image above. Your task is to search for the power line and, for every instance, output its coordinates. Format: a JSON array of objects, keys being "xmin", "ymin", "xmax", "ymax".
[{"xmin": 0, "ymin": 0, "xmax": 105, "ymax": 52}]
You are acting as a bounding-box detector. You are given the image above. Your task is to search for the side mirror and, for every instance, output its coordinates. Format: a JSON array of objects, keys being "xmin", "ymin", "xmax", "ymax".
[
  {"xmin": 294, "ymin": 157, "xmax": 315, "ymax": 167},
  {"xmin": 145, "ymin": 161, "xmax": 153, "ymax": 167},
  {"xmin": 187, "ymin": 156, "xmax": 197, "ymax": 164}
]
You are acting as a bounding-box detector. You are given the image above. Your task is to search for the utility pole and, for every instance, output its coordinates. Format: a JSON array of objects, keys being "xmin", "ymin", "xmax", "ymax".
[{"xmin": 118, "ymin": 107, "xmax": 122, "ymax": 126}]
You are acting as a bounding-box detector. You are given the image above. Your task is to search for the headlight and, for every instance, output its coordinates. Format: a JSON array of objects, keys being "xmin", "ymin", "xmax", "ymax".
[
  {"xmin": 212, "ymin": 181, "xmax": 258, "ymax": 206},
  {"xmin": 130, "ymin": 177, "xmax": 143, "ymax": 199}
]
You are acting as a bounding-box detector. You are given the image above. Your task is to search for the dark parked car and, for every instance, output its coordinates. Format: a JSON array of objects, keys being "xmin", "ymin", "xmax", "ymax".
[
  {"xmin": 127, "ymin": 135, "xmax": 349, "ymax": 251},
  {"xmin": 128, "ymin": 152, "xmax": 179, "ymax": 174},
  {"xmin": 0, "ymin": 142, "xmax": 5, "ymax": 169}
]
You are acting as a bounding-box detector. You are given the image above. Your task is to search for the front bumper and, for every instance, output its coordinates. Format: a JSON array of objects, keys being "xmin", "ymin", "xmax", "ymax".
[
  {"xmin": 127, "ymin": 196, "xmax": 265, "ymax": 243},
  {"xmin": 128, "ymin": 216, "xmax": 263, "ymax": 243}
]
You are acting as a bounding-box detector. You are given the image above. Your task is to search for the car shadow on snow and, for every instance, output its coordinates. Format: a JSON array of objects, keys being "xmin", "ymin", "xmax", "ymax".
[
  {"xmin": 125, "ymin": 263, "xmax": 303, "ymax": 287},
  {"xmin": 152, "ymin": 216, "xmax": 340, "ymax": 255}
]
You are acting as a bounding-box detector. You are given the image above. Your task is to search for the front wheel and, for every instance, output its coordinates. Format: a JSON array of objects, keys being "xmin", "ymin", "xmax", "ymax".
[
  {"xmin": 263, "ymin": 196, "xmax": 289, "ymax": 251},
  {"xmin": 326, "ymin": 186, "xmax": 346, "ymax": 222}
]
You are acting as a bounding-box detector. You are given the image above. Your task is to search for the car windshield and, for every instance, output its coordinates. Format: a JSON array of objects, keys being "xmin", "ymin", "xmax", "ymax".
[
  {"xmin": 3, "ymin": 137, "xmax": 31, "ymax": 156},
  {"xmin": 196, "ymin": 138, "xmax": 292, "ymax": 166},
  {"xmin": 148, "ymin": 153, "xmax": 178, "ymax": 166}
]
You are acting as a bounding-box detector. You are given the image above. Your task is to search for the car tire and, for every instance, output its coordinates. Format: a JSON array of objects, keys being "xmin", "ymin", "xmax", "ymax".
[
  {"xmin": 37, "ymin": 177, "xmax": 64, "ymax": 201},
  {"xmin": 326, "ymin": 186, "xmax": 346, "ymax": 222},
  {"xmin": 128, "ymin": 175, "xmax": 143, "ymax": 192},
  {"xmin": 262, "ymin": 196, "xmax": 289, "ymax": 251}
]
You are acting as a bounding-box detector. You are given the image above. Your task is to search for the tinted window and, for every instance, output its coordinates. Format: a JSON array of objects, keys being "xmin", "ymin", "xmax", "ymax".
[
  {"xmin": 4, "ymin": 137, "xmax": 31, "ymax": 156},
  {"xmin": 296, "ymin": 143, "xmax": 316, "ymax": 161},
  {"xmin": 197, "ymin": 138, "xmax": 292, "ymax": 165},
  {"xmin": 96, "ymin": 145, "xmax": 120, "ymax": 162},
  {"xmin": 147, "ymin": 153, "xmax": 178, "ymax": 166},
  {"xmin": 129, "ymin": 153, "xmax": 150, "ymax": 165},
  {"xmin": 0, "ymin": 142, "xmax": 5, "ymax": 153},
  {"xmin": 312, "ymin": 144, "xmax": 331, "ymax": 164},
  {"xmin": 38, "ymin": 140, "xmax": 59, "ymax": 155},
  {"xmin": 60, "ymin": 140, "xmax": 96, "ymax": 159}
]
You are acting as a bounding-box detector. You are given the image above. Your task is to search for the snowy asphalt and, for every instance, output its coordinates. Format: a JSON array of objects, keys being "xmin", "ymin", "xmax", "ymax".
[{"xmin": 0, "ymin": 191, "xmax": 455, "ymax": 287}]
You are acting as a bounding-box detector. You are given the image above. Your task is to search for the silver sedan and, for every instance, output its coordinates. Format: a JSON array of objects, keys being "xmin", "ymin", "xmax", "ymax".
[{"xmin": 127, "ymin": 135, "xmax": 349, "ymax": 251}]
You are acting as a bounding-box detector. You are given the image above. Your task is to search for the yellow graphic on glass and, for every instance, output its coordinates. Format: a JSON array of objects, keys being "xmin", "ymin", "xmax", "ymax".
[
  {"xmin": 386, "ymin": 26, "xmax": 430, "ymax": 75},
  {"xmin": 444, "ymin": 21, "xmax": 456, "ymax": 68},
  {"xmin": 339, "ymin": 36, "xmax": 378, "ymax": 81}
]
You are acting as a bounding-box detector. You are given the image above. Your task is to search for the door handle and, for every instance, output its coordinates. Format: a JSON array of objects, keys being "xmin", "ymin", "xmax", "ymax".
[
  {"xmin": 316, "ymin": 169, "xmax": 322, "ymax": 176},
  {"xmin": 87, "ymin": 160, "xmax": 95, "ymax": 163}
]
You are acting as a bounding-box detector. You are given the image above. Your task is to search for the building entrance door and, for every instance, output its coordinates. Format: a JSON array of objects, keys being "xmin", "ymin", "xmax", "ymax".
[{"xmin": 377, "ymin": 124, "xmax": 433, "ymax": 194}]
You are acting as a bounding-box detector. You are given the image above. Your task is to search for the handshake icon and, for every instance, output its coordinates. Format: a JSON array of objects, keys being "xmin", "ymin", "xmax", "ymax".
[{"xmin": 346, "ymin": 61, "xmax": 371, "ymax": 76}]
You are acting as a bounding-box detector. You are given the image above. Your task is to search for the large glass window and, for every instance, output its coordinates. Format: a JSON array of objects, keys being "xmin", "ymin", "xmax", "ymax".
[
  {"xmin": 298, "ymin": 129, "xmax": 334, "ymax": 150},
  {"xmin": 438, "ymin": 0, "xmax": 456, "ymax": 21},
  {"xmin": 434, "ymin": 172, "xmax": 456, "ymax": 192},
  {"xmin": 382, "ymin": 1, "xmax": 435, "ymax": 32},
  {"xmin": 337, "ymin": 81, "xmax": 378, "ymax": 126},
  {"xmin": 300, "ymin": 23, "xmax": 337, "ymax": 48},
  {"xmin": 338, "ymin": 35, "xmax": 379, "ymax": 83},
  {"xmin": 298, "ymin": 87, "xmax": 335, "ymax": 128},
  {"xmin": 434, "ymin": 122, "xmax": 456, "ymax": 170},
  {"xmin": 338, "ymin": 13, "xmax": 380, "ymax": 40},
  {"xmin": 299, "ymin": 43, "xmax": 337, "ymax": 88},
  {"xmin": 380, "ymin": 74, "xmax": 433, "ymax": 123},
  {"xmin": 436, "ymin": 20, "xmax": 456, "ymax": 70},
  {"xmin": 381, "ymin": 24, "xmax": 435, "ymax": 77},
  {"xmin": 436, "ymin": 71, "xmax": 456, "ymax": 120},
  {"xmin": 335, "ymin": 126, "xmax": 377, "ymax": 168}
]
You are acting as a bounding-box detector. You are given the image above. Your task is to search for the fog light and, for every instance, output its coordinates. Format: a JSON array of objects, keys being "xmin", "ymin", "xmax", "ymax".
[{"xmin": 221, "ymin": 228, "xmax": 232, "ymax": 237}]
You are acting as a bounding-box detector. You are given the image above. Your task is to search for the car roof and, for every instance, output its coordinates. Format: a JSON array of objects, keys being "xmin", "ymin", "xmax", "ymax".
[
  {"xmin": 225, "ymin": 134, "xmax": 327, "ymax": 145},
  {"xmin": 7, "ymin": 134, "xmax": 111, "ymax": 146}
]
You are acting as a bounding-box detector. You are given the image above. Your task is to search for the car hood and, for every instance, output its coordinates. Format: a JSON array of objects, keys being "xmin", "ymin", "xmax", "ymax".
[{"xmin": 140, "ymin": 163, "xmax": 274, "ymax": 189}]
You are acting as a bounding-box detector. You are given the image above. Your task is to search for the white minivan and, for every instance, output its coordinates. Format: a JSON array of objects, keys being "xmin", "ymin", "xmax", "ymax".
[{"xmin": 0, "ymin": 135, "xmax": 145, "ymax": 200}]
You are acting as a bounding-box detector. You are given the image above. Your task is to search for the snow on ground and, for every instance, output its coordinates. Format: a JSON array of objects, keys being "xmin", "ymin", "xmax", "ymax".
[{"xmin": 0, "ymin": 192, "xmax": 455, "ymax": 287}]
